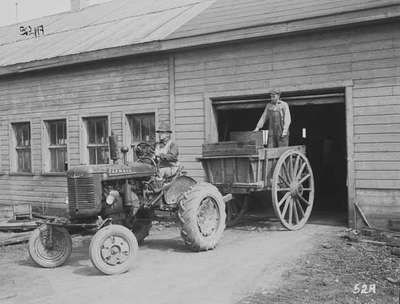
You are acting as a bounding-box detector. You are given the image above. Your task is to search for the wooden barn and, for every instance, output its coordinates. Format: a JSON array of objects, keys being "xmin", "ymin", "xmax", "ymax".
[{"xmin": 1, "ymin": 0, "xmax": 400, "ymax": 229}]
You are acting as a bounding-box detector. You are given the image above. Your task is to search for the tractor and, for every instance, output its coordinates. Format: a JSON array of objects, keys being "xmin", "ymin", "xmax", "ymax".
[{"xmin": 28, "ymin": 139, "xmax": 227, "ymax": 275}]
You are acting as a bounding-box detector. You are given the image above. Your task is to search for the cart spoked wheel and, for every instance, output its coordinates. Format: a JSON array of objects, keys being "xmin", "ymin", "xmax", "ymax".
[
  {"xmin": 29, "ymin": 225, "xmax": 72, "ymax": 268},
  {"xmin": 226, "ymin": 195, "xmax": 249, "ymax": 227},
  {"xmin": 89, "ymin": 225, "xmax": 138, "ymax": 275},
  {"xmin": 272, "ymin": 150, "xmax": 314, "ymax": 230}
]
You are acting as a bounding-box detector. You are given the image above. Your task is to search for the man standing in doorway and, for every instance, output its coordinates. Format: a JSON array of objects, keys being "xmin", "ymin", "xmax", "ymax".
[
  {"xmin": 254, "ymin": 89, "xmax": 291, "ymax": 147},
  {"xmin": 154, "ymin": 122, "xmax": 180, "ymax": 179}
]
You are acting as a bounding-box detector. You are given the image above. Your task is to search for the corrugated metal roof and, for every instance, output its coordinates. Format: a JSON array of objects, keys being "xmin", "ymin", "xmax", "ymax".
[
  {"xmin": 0, "ymin": 0, "xmax": 215, "ymax": 67},
  {"xmin": 167, "ymin": 0, "xmax": 400, "ymax": 39},
  {"xmin": 0, "ymin": 0, "xmax": 399, "ymax": 69}
]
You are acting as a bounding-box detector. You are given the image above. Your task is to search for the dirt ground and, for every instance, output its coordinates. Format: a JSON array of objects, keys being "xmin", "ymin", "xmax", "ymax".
[{"xmin": 0, "ymin": 220, "xmax": 398, "ymax": 304}]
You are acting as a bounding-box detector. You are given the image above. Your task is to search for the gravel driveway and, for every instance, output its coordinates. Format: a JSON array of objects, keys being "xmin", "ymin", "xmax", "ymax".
[{"xmin": 0, "ymin": 222, "xmax": 342, "ymax": 304}]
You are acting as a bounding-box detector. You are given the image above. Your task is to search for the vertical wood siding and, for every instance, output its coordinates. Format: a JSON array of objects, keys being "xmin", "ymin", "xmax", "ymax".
[
  {"xmin": 173, "ymin": 22, "xmax": 400, "ymax": 228},
  {"xmin": 1, "ymin": 21, "xmax": 400, "ymax": 228},
  {"xmin": 0, "ymin": 55, "xmax": 170, "ymax": 211}
]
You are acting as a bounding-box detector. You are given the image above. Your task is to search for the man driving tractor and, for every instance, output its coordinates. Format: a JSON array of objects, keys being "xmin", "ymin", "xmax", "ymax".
[{"xmin": 154, "ymin": 122, "xmax": 180, "ymax": 179}]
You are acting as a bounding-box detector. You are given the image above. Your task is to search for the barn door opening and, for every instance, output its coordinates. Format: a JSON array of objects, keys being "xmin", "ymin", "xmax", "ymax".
[
  {"xmin": 290, "ymin": 102, "xmax": 348, "ymax": 220},
  {"xmin": 213, "ymin": 89, "xmax": 348, "ymax": 225}
]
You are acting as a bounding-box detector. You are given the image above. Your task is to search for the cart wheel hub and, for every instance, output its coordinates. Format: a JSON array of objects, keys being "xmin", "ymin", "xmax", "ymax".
[{"xmin": 290, "ymin": 182, "xmax": 304, "ymax": 197}]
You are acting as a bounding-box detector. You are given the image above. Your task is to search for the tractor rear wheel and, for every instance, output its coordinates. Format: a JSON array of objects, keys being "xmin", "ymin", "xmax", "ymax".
[
  {"xmin": 89, "ymin": 225, "xmax": 138, "ymax": 275},
  {"xmin": 177, "ymin": 183, "xmax": 226, "ymax": 251},
  {"xmin": 28, "ymin": 225, "xmax": 72, "ymax": 268}
]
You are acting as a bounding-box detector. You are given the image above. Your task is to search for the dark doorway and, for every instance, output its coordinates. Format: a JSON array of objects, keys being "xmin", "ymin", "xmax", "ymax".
[
  {"xmin": 215, "ymin": 94, "xmax": 348, "ymax": 224},
  {"xmin": 289, "ymin": 103, "xmax": 348, "ymax": 215}
]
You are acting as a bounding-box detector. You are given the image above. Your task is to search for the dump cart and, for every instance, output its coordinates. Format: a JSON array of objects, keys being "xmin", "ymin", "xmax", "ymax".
[{"xmin": 198, "ymin": 137, "xmax": 315, "ymax": 230}]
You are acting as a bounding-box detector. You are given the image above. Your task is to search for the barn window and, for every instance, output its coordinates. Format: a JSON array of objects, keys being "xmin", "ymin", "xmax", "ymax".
[
  {"xmin": 45, "ymin": 120, "xmax": 67, "ymax": 172},
  {"xmin": 12, "ymin": 122, "xmax": 31, "ymax": 173},
  {"xmin": 127, "ymin": 113, "xmax": 156, "ymax": 145},
  {"xmin": 84, "ymin": 117, "xmax": 109, "ymax": 164}
]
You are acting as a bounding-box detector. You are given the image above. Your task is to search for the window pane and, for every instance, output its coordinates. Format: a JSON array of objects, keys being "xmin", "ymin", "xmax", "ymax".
[
  {"xmin": 88, "ymin": 120, "xmax": 95, "ymax": 144},
  {"xmin": 131, "ymin": 116, "xmax": 141, "ymax": 142},
  {"xmin": 24, "ymin": 150, "xmax": 31, "ymax": 172},
  {"xmin": 47, "ymin": 120, "xmax": 67, "ymax": 172},
  {"xmin": 50, "ymin": 122, "xmax": 57, "ymax": 145},
  {"xmin": 89, "ymin": 147, "xmax": 96, "ymax": 164},
  {"xmin": 14, "ymin": 123, "xmax": 31, "ymax": 172},
  {"xmin": 23, "ymin": 124, "xmax": 30, "ymax": 146},
  {"xmin": 50, "ymin": 148, "xmax": 67, "ymax": 172},
  {"xmin": 88, "ymin": 146, "xmax": 109, "ymax": 165},
  {"xmin": 97, "ymin": 119, "xmax": 108, "ymax": 144},
  {"xmin": 97, "ymin": 147, "xmax": 109, "ymax": 164},
  {"xmin": 16, "ymin": 149, "xmax": 31, "ymax": 172},
  {"xmin": 149, "ymin": 117, "xmax": 155, "ymax": 142},
  {"xmin": 129, "ymin": 114, "xmax": 155, "ymax": 143},
  {"xmin": 56, "ymin": 121, "xmax": 66, "ymax": 144},
  {"xmin": 17, "ymin": 151, "xmax": 24, "ymax": 172},
  {"xmin": 14, "ymin": 123, "xmax": 30, "ymax": 147}
]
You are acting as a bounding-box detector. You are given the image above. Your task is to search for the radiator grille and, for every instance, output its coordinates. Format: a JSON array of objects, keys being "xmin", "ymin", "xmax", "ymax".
[{"xmin": 67, "ymin": 176, "xmax": 97, "ymax": 213}]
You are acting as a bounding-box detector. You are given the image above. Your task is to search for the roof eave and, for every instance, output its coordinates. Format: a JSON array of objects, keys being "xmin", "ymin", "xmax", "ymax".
[
  {"xmin": 1, "ymin": 4, "xmax": 400, "ymax": 76},
  {"xmin": 161, "ymin": 4, "xmax": 400, "ymax": 51},
  {"xmin": 0, "ymin": 40, "xmax": 162, "ymax": 77}
]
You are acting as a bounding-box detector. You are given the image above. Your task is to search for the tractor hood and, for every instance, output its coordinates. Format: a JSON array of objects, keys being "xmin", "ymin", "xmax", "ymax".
[{"xmin": 67, "ymin": 162, "xmax": 155, "ymax": 178}]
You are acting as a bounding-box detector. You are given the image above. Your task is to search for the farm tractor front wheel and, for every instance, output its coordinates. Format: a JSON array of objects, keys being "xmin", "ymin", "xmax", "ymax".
[
  {"xmin": 29, "ymin": 225, "xmax": 72, "ymax": 268},
  {"xmin": 177, "ymin": 183, "xmax": 226, "ymax": 251},
  {"xmin": 89, "ymin": 225, "xmax": 138, "ymax": 275}
]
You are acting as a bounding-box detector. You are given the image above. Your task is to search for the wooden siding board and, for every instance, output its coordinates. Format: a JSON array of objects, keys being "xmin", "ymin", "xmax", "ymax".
[
  {"xmin": 354, "ymin": 124, "xmax": 400, "ymax": 134},
  {"xmin": 355, "ymin": 114, "xmax": 400, "ymax": 125},
  {"xmin": 355, "ymin": 152, "xmax": 400, "ymax": 161},
  {"xmin": 355, "ymin": 143, "xmax": 400, "ymax": 152},
  {"xmin": 354, "ymin": 96, "xmax": 400, "ymax": 107},
  {"xmin": 173, "ymin": 22, "xmax": 400, "ymax": 211},
  {"xmin": 354, "ymin": 105, "xmax": 400, "ymax": 116},
  {"xmin": 355, "ymin": 134, "xmax": 400, "ymax": 143},
  {"xmin": 356, "ymin": 180, "xmax": 400, "ymax": 189},
  {"xmin": 0, "ymin": 56, "xmax": 170, "ymax": 208},
  {"xmin": 356, "ymin": 161, "xmax": 400, "ymax": 171}
]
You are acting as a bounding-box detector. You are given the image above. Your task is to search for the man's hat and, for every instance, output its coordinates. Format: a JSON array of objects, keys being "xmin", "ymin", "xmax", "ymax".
[
  {"xmin": 156, "ymin": 121, "xmax": 172, "ymax": 133},
  {"xmin": 270, "ymin": 88, "xmax": 281, "ymax": 95}
]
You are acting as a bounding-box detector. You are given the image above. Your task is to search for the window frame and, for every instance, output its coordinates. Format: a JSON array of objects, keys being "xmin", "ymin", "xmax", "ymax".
[
  {"xmin": 10, "ymin": 121, "xmax": 32, "ymax": 174},
  {"xmin": 80, "ymin": 115, "xmax": 111, "ymax": 165},
  {"xmin": 123, "ymin": 109, "xmax": 158, "ymax": 163},
  {"xmin": 42, "ymin": 119, "xmax": 68, "ymax": 175}
]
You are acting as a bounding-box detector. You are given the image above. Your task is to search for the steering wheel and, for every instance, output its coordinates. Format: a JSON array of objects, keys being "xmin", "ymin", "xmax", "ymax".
[
  {"xmin": 135, "ymin": 142, "xmax": 158, "ymax": 170},
  {"xmin": 135, "ymin": 142, "xmax": 155, "ymax": 158}
]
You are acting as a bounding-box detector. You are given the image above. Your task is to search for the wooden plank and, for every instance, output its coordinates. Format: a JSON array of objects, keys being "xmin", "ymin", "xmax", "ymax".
[
  {"xmin": 355, "ymin": 134, "xmax": 400, "ymax": 143},
  {"xmin": 356, "ymin": 171, "xmax": 400, "ymax": 180},
  {"xmin": 345, "ymin": 85, "xmax": 356, "ymax": 228},
  {"xmin": 355, "ymin": 152, "xmax": 400, "ymax": 161},
  {"xmin": 202, "ymin": 142, "xmax": 258, "ymax": 157},
  {"xmin": 169, "ymin": 54, "xmax": 176, "ymax": 140},
  {"xmin": 355, "ymin": 143, "xmax": 400, "ymax": 152},
  {"xmin": 355, "ymin": 161, "xmax": 400, "ymax": 171},
  {"xmin": 356, "ymin": 179, "xmax": 400, "ymax": 189},
  {"xmin": 354, "ymin": 114, "xmax": 400, "ymax": 125},
  {"xmin": 353, "ymin": 95, "xmax": 400, "ymax": 107},
  {"xmin": 355, "ymin": 124, "xmax": 400, "ymax": 134},
  {"xmin": 354, "ymin": 105, "xmax": 400, "ymax": 116},
  {"xmin": 265, "ymin": 145, "xmax": 305, "ymax": 159},
  {"xmin": 230, "ymin": 131, "xmax": 265, "ymax": 146}
]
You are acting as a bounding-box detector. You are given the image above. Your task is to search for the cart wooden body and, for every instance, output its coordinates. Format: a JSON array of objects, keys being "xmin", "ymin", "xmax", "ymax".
[{"xmin": 198, "ymin": 143, "xmax": 315, "ymax": 230}]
